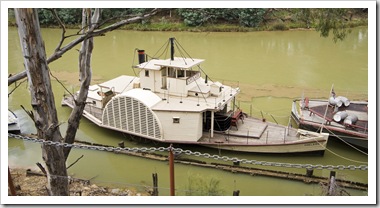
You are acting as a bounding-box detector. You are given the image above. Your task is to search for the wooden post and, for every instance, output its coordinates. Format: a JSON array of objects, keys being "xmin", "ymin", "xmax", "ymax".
[
  {"xmin": 169, "ymin": 144, "xmax": 175, "ymax": 196},
  {"xmin": 328, "ymin": 171, "xmax": 336, "ymax": 196},
  {"xmin": 233, "ymin": 190, "xmax": 240, "ymax": 196},
  {"xmin": 8, "ymin": 167, "xmax": 16, "ymax": 196},
  {"xmin": 152, "ymin": 173, "xmax": 158, "ymax": 196},
  {"xmin": 233, "ymin": 161, "xmax": 240, "ymax": 166},
  {"xmin": 306, "ymin": 168, "xmax": 314, "ymax": 177}
]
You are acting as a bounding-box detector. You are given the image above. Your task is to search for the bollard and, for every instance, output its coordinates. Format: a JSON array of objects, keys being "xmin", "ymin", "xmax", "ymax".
[
  {"xmin": 233, "ymin": 190, "xmax": 240, "ymax": 196},
  {"xmin": 233, "ymin": 161, "xmax": 240, "ymax": 166},
  {"xmin": 306, "ymin": 168, "xmax": 314, "ymax": 177}
]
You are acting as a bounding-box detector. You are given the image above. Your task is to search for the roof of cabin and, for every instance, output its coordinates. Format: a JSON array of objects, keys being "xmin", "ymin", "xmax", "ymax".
[
  {"xmin": 135, "ymin": 57, "xmax": 204, "ymax": 70},
  {"xmin": 120, "ymin": 88, "xmax": 162, "ymax": 108},
  {"xmin": 98, "ymin": 75, "xmax": 139, "ymax": 94}
]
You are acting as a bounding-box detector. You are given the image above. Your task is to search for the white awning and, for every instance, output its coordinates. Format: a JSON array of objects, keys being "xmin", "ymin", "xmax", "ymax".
[
  {"xmin": 135, "ymin": 57, "xmax": 204, "ymax": 70},
  {"xmin": 120, "ymin": 88, "xmax": 161, "ymax": 108},
  {"xmin": 98, "ymin": 75, "xmax": 138, "ymax": 94},
  {"xmin": 155, "ymin": 57, "xmax": 204, "ymax": 69}
]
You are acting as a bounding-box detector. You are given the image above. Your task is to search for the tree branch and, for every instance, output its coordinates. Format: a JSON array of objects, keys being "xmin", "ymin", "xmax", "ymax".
[
  {"xmin": 63, "ymin": 8, "xmax": 98, "ymax": 160},
  {"xmin": 50, "ymin": 9, "xmax": 67, "ymax": 53},
  {"xmin": 8, "ymin": 8, "xmax": 167, "ymax": 86},
  {"xmin": 8, "ymin": 78, "xmax": 27, "ymax": 97},
  {"xmin": 66, "ymin": 155, "xmax": 84, "ymax": 169}
]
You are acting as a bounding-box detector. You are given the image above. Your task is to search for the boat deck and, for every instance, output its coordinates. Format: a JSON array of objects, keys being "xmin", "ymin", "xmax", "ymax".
[
  {"xmin": 199, "ymin": 116, "xmax": 313, "ymax": 145},
  {"xmin": 294, "ymin": 99, "xmax": 368, "ymax": 135}
]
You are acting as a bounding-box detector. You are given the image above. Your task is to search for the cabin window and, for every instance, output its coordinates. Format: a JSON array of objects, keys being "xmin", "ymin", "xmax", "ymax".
[
  {"xmin": 145, "ymin": 70, "xmax": 149, "ymax": 77},
  {"xmin": 173, "ymin": 117, "xmax": 180, "ymax": 124},
  {"xmin": 177, "ymin": 70, "xmax": 185, "ymax": 78},
  {"xmin": 168, "ymin": 68, "xmax": 176, "ymax": 78}
]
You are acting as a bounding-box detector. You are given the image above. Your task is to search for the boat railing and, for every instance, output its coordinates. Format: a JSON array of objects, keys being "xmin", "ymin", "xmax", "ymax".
[{"xmin": 344, "ymin": 122, "xmax": 368, "ymax": 134}]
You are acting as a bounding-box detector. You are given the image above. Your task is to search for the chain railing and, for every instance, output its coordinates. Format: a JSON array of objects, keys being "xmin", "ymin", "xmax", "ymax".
[{"xmin": 8, "ymin": 133, "xmax": 368, "ymax": 171}]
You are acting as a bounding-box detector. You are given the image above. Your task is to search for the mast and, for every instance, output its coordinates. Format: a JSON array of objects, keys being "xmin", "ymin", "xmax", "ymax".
[
  {"xmin": 321, "ymin": 84, "xmax": 334, "ymax": 133},
  {"xmin": 170, "ymin": 37, "xmax": 174, "ymax": 61}
]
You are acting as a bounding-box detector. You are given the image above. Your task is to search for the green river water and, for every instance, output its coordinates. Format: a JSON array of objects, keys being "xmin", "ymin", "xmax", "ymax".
[{"xmin": 6, "ymin": 27, "xmax": 371, "ymax": 199}]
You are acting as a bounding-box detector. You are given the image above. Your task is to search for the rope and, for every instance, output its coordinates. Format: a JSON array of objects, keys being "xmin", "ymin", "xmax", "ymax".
[
  {"xmin": 173, "ymin": 37, "xmax": 194, "ymax": 61},
  {"xmin": 306, "ymin": 128, "xmax": 368, "ymax": 164},
  {"xmin": 321, "ymin": 126, "xmax": 368, "ymax": 156}
]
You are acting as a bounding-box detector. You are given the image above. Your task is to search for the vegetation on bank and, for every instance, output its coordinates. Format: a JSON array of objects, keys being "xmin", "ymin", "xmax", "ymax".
[{"xmin": 8, "ymin": 8, "xmax": 368, "ymax": 34}]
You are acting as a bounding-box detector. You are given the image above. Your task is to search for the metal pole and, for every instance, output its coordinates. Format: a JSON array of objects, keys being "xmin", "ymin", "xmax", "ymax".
[
  {"xmin": 321, "ymin": 84, "xmax": 334, "ymax": 133},
  {"xmin": 247, "ymin": 130, "xmax": 249, "ymax": 144},
  {"xmin": 8, "ymin": 167, "xmax": 16, "ymax": 196},
  {"xmin": 169, "ymin": 144, "xmax": 175, "ymax": 196},
  {"xmin": 211, "ymin": 111, "xmax": 214, "ymax": 138}
]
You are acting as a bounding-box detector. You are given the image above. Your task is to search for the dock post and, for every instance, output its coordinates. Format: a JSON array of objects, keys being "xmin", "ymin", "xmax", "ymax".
[
  {"xmin": 306, "ymin": 168, "xmax": 314, "ymax": 177},
  {"xmin": 233, "ymin": 190, "xmax": 240, "ymax": 196},
  {"xmin": 169, "ymin": 144, "xmax": 175, "ymax": 196},
  {"xmin": 328, "ymin": 171, "xmax": 336, "ymax": 196},
  {"xmin": 152, "ymin": 173, "xmax": 158, "ymax": 196},
  {"xmin": 8, "ymin": 167, "xmax": 16, "ymax": 196}
]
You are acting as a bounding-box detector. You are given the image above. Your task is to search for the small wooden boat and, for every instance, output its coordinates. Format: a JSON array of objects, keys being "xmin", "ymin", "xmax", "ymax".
[
  {"xmin": 8, "ymin": 109, "xmax": 20, "ymax": 133},
  {"xmin": 291, "ymin": 93, "xmax": 368, "ymax": 150},
  {"xmin": 62, "ymin": 38, "xmax": 329, "ymax": 154}
]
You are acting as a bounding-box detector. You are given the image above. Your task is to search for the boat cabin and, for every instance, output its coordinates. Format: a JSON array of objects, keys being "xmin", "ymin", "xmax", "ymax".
[{"xmin": 80, "ymin": 38, "xmax": 240, "ymax": 144}]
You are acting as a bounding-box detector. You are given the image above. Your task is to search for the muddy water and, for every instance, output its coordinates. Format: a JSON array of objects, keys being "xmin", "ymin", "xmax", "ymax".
[{"xmin": 7, "ymin": 27, "xmax": 369, "ymax": 197}]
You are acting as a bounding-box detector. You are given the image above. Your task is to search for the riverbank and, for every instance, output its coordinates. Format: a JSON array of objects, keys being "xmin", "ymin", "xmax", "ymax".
[
  {"xmin": 8, "ymin": 167, "xmax": 149, "ymax": 196},
  {"xmin": 8, "ymin": 8, "xmax": 367, "ymax": 33}
]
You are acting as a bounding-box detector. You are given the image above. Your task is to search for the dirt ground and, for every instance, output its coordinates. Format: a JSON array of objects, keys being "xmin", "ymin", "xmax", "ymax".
[{"xmin": 8, "ymin": 167, "xmax": 150, "ymax": 196}]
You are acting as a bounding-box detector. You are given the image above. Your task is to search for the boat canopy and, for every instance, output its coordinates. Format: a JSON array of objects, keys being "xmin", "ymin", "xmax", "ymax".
[
  {"xmin": 120, "ymin": 88, "xmax": 161, "ymax": 108},
  {"xmin": 136, "ymin": 57, "xmax": 204, "ymax": 70},
  {"xmin": 98, "ymin": 75, "xmax": 138, "ymax": 94}
]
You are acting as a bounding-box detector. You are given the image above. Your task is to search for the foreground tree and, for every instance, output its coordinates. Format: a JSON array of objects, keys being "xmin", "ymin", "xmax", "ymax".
[
  {"xmin": 13, "ymin": 8, "xmax": 162, "ymax": 196},
  {"xmin": 15, "ymin": 8, "xmax": 69, "ymax": 195}
]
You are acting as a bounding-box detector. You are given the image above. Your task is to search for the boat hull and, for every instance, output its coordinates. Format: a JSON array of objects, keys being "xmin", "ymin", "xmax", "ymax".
[
  {"xmin": 291, "ymin": 99, "xmax": 368, "ymax": 150},
  {"xmin": 199, "ymin": 139, "xmax": 327, "ymax": 154},
  {"xmin": 8, "ymin": 110, "xmax": 20, "ymax": 133}
]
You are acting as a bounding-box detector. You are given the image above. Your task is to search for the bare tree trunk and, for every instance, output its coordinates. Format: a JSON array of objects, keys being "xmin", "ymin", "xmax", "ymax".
[
  {"xmin": 64, "ymin": 8, "xmax": 99, "ymax": 159},
  {"xmin": 15, "ymin": 8, "xmax": 68, "ymax": 196}
]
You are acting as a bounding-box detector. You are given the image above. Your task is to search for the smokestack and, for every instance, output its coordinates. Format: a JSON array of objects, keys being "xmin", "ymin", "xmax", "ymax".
[
  {"xmin": 170, "ymin": 37, "xmax": 174, "ymax": 61},
  {"xmin": 138, "ymin": 50, "xmax": 145, "ymax": 64}
]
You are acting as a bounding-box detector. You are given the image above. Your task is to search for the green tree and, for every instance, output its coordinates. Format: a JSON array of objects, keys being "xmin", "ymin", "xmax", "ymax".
[
  {"xmin": 314, "ymin": 8, "xmax": 352, "ymax": 42},
  {"xmin": 38, "ymin": 8, "xmax": 82, "ymax": 25},
  {"xmin": 177, "ymin": 8, "xmax": 267, "ymax": 27}
]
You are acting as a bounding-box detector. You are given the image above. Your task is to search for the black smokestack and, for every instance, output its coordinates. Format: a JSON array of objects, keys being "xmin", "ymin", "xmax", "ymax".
[
  {"xmin": 170, "ymin": 37, "xmax": 174, "ymax": 61},
  {"xmin": 138, "ymin": 50, "xmax": 145, "ymax": 64}
]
